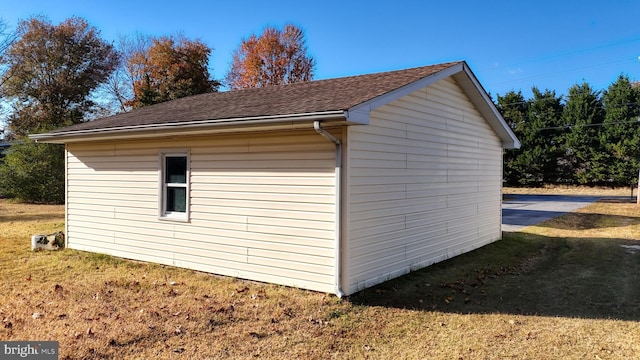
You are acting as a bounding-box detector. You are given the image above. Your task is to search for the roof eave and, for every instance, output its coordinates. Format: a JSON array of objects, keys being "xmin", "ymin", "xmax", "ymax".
[
  {"xmin": 453, "ymin": 63, "xmax": 521, "ymax": 149},
  {"xmin": 345, "ymin": 61, "xmax": 520, "ymax": 150},
  {"xmin": 30, "ymin": 110, "xmax": 348, "ymax": 144},
  {"xmin": 346, "ymin": 62, "xmax": 465, "ymax": 124}
]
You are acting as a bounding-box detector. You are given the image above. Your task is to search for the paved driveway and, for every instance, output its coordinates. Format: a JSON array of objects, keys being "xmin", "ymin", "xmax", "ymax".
[{"xmin": 502, "ymin": 194, "xmax": 603, "ymax": 232}]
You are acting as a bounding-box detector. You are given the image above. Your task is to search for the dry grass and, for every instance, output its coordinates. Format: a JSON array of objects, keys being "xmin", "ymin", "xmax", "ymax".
[
  {"xmin": 504, "ymin": 185, "xmax": 635, "ymax": 197},
  {"xmin": 1, "ymin": 197, "xmax": 640, "ymax": 359}
]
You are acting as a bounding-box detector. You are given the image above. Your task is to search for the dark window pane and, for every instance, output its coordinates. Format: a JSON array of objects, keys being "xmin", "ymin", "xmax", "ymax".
[
  {"xmin": 166, "ymin": 187, "xmax": 186, "ymax": 212},
  {"xmin": 166, "ymin": 156, "xmax": 187, "ymax": 183}
]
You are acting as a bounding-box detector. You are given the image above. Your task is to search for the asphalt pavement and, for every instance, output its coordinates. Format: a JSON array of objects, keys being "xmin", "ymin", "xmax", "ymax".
[{"xmin": 502, "ymin": 194, "xmax": 603, "ymax": 232}]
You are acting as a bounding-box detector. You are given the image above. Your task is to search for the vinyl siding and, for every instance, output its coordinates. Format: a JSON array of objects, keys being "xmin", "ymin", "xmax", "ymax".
[
  {"xmin": 344, "ymin": 77, "xmax": 503, "ymax": 295},
  {"xmin": 66, "ymin": 130, "xmax": 337, "ymax": 293}
]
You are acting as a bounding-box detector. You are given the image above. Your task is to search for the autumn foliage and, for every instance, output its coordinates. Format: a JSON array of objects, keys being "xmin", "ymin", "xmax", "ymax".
[
  {"xmin": 226, "ymin": 24, "xmax": 315, "ymax": 90},
  {"xmin": 1, "ymin": 16, "xmax": 119, "ymax": 136},
  {"xmin": 127, "ymin": 36, "xmax": 219, "ymax": 108},
  {"xmin": 0, "ymin": 16, "xmax": 118, "ymax": 203}
]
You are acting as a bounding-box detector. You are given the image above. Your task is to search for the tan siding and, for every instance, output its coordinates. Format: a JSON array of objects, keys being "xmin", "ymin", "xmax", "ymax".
[
  {"xmin": 66, "ymin": 130, "xmax": 337, "ymax": 293},
  {"xmin": 345, "ymin": 77, "xmax": 503, "ymax": 295}
]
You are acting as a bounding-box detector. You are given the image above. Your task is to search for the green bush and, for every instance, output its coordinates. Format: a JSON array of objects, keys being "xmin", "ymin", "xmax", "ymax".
[{"xmin": 0, "ymin": 139, "xmax": 64, "ymax": 204}]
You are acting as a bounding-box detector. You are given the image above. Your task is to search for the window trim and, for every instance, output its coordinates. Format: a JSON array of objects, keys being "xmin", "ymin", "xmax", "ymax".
[{"xmin": 159, "ymin": 150, "xmax": 190, "ymax": 222}]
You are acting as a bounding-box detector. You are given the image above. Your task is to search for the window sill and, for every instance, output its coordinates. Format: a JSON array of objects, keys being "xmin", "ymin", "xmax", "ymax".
[{"xmin": 158, "ymin": 213, "xmax": 190, "ymax": 223}]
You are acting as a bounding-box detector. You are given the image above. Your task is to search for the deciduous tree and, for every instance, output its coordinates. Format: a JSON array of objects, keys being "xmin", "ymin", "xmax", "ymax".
[
  {"xmin": 127, "ymin": 35, "xmax": 219, "ymax": 108},
  {"xmin": 0, "ymin": 18, "xmax": 17, "ymax": 138},
  {"xmin": 1, "ymin": 16, "xmax": 119, "ymax": 137},
  {"xmin": 0, "ymin": 18, "xmax": 17, "ymax": 91},
  {"xmin": 0, "ymin": 16, "xmax": 117, "ymax": 203},
  {"xmin": 226, "ymin": 24, "xmax": 315, "ymax": 90},
  {"xmin": 101, "ymin": 33, "xmax": 151, "ymax": 113}
]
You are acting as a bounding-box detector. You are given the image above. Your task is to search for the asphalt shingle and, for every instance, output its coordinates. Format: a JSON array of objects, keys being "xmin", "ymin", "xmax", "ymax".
[{"xmin": 46, "ymin": 61, "xmax": 462, "ymax": 134}]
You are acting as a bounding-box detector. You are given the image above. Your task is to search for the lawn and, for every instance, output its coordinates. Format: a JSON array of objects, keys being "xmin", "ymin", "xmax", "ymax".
[{"xmin": 1, "ymin": 195, "xmax": 640, "ymax": 359}]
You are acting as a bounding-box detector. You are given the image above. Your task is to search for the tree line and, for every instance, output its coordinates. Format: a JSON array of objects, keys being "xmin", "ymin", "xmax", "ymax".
[
  {"xmin": 0, "ymin": 16, "xmax": 314, "ymax": 203},
  {"xmin": 0, "ymin": 16, "xmax": 315, "ymax": 139},
  {"xmin": 498, "ymin": 77, "xmax": 640, "ymax": 188},
  {"xmin": 0, "ymin": 15, "xmax": 638, "ymax": 203}
]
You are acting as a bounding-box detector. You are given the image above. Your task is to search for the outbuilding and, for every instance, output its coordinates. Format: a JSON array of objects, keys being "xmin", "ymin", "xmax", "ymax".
[{"xmin": 32, "ymin": 61, "xmax": 519, "ymax": 296}]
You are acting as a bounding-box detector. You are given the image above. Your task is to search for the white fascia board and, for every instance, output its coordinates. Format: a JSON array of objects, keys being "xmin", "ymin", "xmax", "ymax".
[
  {"xmin": 345, "ymin": 63, "xmax": 465, "ymax": 125},
  {"xmin": 454, "ymin": 64, "xmax": 521, "ymax": 149},
  {"xmin": 344, "ymin": 62, "xmax": 521, "ymax": 150},
  {"xmin": 30, "ymin": 110, "xmax": 348, "ymax": 144}
]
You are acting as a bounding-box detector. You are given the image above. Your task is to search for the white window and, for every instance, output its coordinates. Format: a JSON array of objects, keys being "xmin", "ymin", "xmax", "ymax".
[{"xmin": 159, "ymin": 151, "xmax": 189, "ymax": 221}]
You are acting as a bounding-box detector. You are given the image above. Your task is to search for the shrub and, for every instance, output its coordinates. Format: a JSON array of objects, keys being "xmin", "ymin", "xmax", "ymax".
[{"xmin": 0, "ymin": 138, "xmax": 64, "ymax": 203}]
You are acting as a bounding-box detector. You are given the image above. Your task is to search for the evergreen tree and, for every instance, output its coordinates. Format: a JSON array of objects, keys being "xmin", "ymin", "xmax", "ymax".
[
  {"xmin": 601, "ymin": 75, "xmax": 640, "ymax": 186},
  {"xmin": 561, "ymin": 83, "xmax": 605, "ymax": 184},
  {"xmin": 497, "ymin": 90, "xmax": 528, "ymax": 185},
  {"xmin": 517, "ymin": 88, "xmax": 564, "ymax": 186}
]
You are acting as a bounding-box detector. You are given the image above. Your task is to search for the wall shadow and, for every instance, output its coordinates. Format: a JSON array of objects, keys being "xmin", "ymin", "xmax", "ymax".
[{"xmin": 349, "ymin": 234, "xmax": 640, "ymax": 321}]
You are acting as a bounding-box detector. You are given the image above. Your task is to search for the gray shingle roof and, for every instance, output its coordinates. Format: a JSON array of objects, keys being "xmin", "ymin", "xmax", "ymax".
[{"xmin": 44, "ymin": 61, "xmax": 463, "ymax": 134}]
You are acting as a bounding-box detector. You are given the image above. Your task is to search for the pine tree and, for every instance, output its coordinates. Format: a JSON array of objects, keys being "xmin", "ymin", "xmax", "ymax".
[
  {"xmin": 561, "ymin": 83, "xmax": 605, "ymax": 184},
  {"xmin": 497, "ymin": 90, "xmax": 528, "ymax": 185},
  {"xmin": 601, "ymin": 75, "xmax": 640, "ymax": 186}
]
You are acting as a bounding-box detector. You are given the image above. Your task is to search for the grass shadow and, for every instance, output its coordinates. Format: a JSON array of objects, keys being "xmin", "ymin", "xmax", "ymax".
[
  {"xmin": 0, "ymin": 214, "xmax": 64, "ymax": 222},
  {"xmin": 536, "ymin": 212, "xmax": 640, "ymax": 230},
  {"xmin": 503, "ymin": 197, "xmax": 640, "ymax": 231},
  {"xmin": 349, "ymin": 232, "xmax": 640, "ymax": 321},
  {"xmin": 535, "ymin": 198, "xmax": 640, "ymax": 230}
]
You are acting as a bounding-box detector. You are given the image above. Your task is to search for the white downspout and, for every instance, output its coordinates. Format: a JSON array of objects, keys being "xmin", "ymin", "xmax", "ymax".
[{"xmin": 314, "ymin": 121, "xmax": 345, "ymax": 298}]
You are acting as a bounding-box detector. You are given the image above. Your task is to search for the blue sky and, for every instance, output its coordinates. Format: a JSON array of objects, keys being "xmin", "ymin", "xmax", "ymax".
[{"xmin": 3, "ymin": 0, "xmax": 640, "ymax": 99}]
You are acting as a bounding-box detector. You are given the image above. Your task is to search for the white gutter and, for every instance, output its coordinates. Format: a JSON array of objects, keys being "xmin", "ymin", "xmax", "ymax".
[
  {"xmin": 30, "ymin": 111, "xmax": 347, "ymax": 143},
  {"xmin": 313, "ymin": 121, "xmax": 345, "ymax": 298}
]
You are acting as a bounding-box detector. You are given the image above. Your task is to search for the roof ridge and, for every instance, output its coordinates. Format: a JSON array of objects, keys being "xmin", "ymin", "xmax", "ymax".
[
  {"xmin": 226, "ymin": 60, "xmax": 465, "ymax": 91},
  {"xmin": 32, "ymin": 61, "xmax": 468, "ymax": 138}
]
